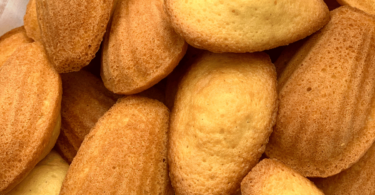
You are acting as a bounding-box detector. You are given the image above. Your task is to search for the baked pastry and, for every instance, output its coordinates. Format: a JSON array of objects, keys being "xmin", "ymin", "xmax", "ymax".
[
  {"xmin": 24, "ymin": 0, "xmax": 41, "ymax": 42},
  {"xmin": 0, "ymin": 42, "xmax": 62, "ymax": 194},
  {"xmin": 337, "ymin": 0, "xmax": 375, "ymax": 14},
  {"xmin": 55, "ymin": 70, "xmax": 119, "ymax": 163},
  {"xmin": 241, "ymin": 159, "xmax": 324, "ymax": 195},
  {"xmin": 169, "ymin": 52, "xmax": 278, "ymax": 195},
  {"xmin": 266, "ymin": 6, "xmax": 375, "ymax": 177},
  {"xmin": 164, "ymin": 0, "xmax": 330, "ymax": 53},
  {"xmin": 35, "ymin": 0, "xmax": 115, "ymax": 73},
  {"xmin": 6, "ymin": 150, "xmax": 69, "ymax": 195},
  {"xmin": 60, "ymin": 96, "xmax": 172, "ymax": 194},
  {"xmin": 0, "ymin": 27, "xmax": 32, "ymax": 68},
  {"xmin": 314, "ymin": 142, "xmax": 375, "ymax": 195},
  {"xmin": 101, "ymin": 0, "xmax": 187, "ymax": 95}
]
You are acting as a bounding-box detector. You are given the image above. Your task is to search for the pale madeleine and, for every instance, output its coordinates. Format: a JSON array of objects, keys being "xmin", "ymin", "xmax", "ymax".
[
  {"xmin": 242, "ymin": 159, "xmax": 324, "ymax": 195},
  {"xmin": 169, "ymin": 52, "xmax": 278, "ymax": 194},
  {"xmin": 165, "ymin": 0, "xmax": 329, "ymax": 53},
  {"xmin": 6, "ymin": 150, "xmax": 69, "ymax": 195}
]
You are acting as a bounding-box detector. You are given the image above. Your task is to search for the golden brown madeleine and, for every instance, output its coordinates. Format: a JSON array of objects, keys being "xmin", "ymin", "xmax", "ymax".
[
  {"xmin": 36, "ymin": 0, "xmax": 115, "ymax": 73},
  {"xmin": 164, "ymin": 0, "xmax": 329, "ymax": 53},
  {"xmin": 60, "ymin": 96, "xmax": 172, "ymax": 194},
  {"xmin": 101, "ymin": 0, "xmax": 187, "ymax": 95},
  {"xmin": 314, "ymin": 142, "xmax": 375, "ymax": 195},
  {"xmin": 0, "ymin": 27, "xmax": 32, "ymax": 68},
  {"xmin": 165, "ymin": 46, "xmax": 203, "ymax": 110},
  {"xmin": 266, "ymin": 6, "xmax": 375, "ymax": 177},
  {"xmin": 7, "ymin": 150, "xmax": 69, "ymax": 195},
  {"xmin": 169, "ymin": 52, "xmax": 278, "ymax": 195},
  {"xmin": 55, "ymin": 71, "xmax": 119, "ymax": 163},
  {"xmin": 242, "ymin": 159, "xmax": 324, "ymax": 195},
  {"xmin": 24, "ymin": 0, "xmax": 41, "ymax": 42},
  {"xmin": 337, "ymin": 0, "xmax": 375, "ymax": 14},
  {"xmin": 0, "ymin": 42, "xmax": 62, "ymax": 194}
]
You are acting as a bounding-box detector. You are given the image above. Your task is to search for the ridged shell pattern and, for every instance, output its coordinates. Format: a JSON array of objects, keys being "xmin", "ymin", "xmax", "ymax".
[
  {"xmin": 266, "ymin": 6, "xmax": 375, "ymax": 177},
  {"xmin": 55, "ymin": 71, "xmax": 118, "ymax": 163},
  {"xmin": 60, "ymin": 97, "xmax": 172, "ymax": 195},
  {"xmin": 0, "ymin": 42, "xmax": 61, "ymax": 194},
  {"xmin": 314, "ymin": 141, "xmax": 375, "ymax": 195}
]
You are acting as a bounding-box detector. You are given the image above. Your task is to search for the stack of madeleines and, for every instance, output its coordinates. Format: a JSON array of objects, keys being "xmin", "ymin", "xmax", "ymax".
[{"xmin": 1, "ymin": 0, "xmax": 375, "ymax": 194}]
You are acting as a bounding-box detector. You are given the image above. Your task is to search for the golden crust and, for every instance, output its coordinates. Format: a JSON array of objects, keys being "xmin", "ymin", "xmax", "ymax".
[
  {"xmin": 55, "ymin": 71, "xmax": 166, "ymax": 163},
  {"xmin": 0, "ymin": 27, "xmax": 33, "ymax": 68},
  {"xmin": 164, "ymin": 0, "xmax": 329, "ymax": 53},
  {"xmin": 169, "ymin": 52, "xmax": 278, "ymax": 195},
  {"xmin": 60, "ymin": 96, "xmax": 172, "ymax": 194},
  {"xmin": 241, "ymin": 159, "xmax": 324, "ymax": 195},
  {"xmin": 101, "ymin": 0, "xmax": 187, "ymax": 95},
  {"xmin": 314, "ymin": 142, "xmax": 375, "ymax": 195},
  {"xmin": 60, "ymin": 71, "xmax": 119, "ymax": 150},
  {"xmin": 0, "ymin": 42, "xmax": 62, "ymax": 194},
  {"xmin": 337, "ymin": 0, "xmax": 375, "ymax": 15},
  {"xmin": 24, "ymin": 0, "xmax": 41, "ymax": 42},
  {"xmin": 55, "ymin": 71, "xmax": 119, "ymax": 163},
  {"xmin": 266, "ymin": 6, "xmax": 375, "ymax": 177},
  {"xmin": 36, "ymin": 0, "xmax": 115, "ymax": 73}
]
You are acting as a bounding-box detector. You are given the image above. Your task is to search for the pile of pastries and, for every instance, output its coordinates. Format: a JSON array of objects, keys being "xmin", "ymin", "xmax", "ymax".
[{"xmin": 1, "ymin": 0, "xmax": 375, "ymax": 194}]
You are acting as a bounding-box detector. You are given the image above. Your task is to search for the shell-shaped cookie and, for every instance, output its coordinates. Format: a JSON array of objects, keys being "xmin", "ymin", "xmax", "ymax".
[
  {"xmin": 0, "ymin": 42, "xmax": 62, "ymax": 194},
  {"xmin": 60, "ymin": 96, "xmax": 172, "ymax": 194},
  {"xmin": 169, "ymin": 52, "xmax": 278, "ymax": 195},
  {"xmin": 337, "ymin": 0, "xmax": 375, "ymax": 15},
  {"xmin": 314, "ymin": 142, "xmax": 375, "ymax": 195},
  {"xmin": 101, "ymin": 0, "xmax": 187, "ymax": 95},
  {"xmin": 55, "ymin": 71, "xmax": 119, "ymax": 163},
  {"xmin": 24, "ymin": 0, "xmax": 41, "ymax": 42},
  {"xmin": 36, "ymin": 0, "xmax": 115, "ymax": 73},
  {"xmin": 0, "ymin": 27, "xmax": 33, "ymax": 68},
  {"xmin": 164, "ymin": 0, "xmax": 329, "ymax": 53},
  {"xmin": 241, "ymin": 159, "xmax": 324, "ymax": 195},
  {"xmin": 6, "ymin": 150, "xmax": 69, "ymax": 195},
  {"xmin": 266, "ymin": 6, "xmax": 375, "ymax": 177}
]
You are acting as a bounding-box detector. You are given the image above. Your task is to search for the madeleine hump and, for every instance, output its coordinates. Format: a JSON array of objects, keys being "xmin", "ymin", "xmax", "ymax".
[{"xmin": 169, "ymin": 52, "xmax": 278, "ymax": 195}]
